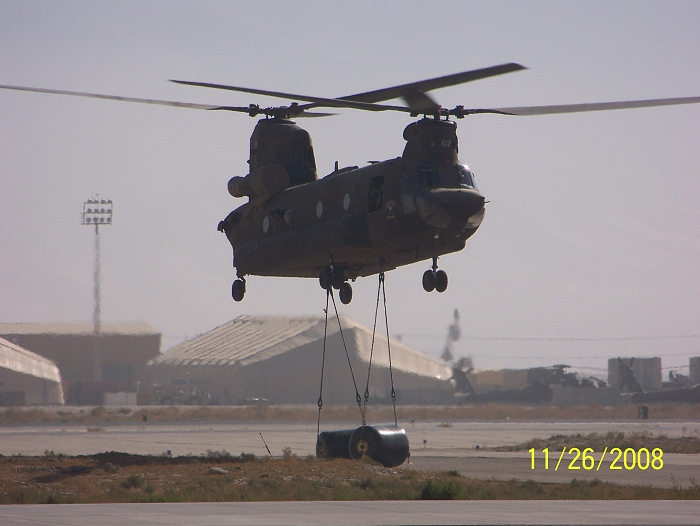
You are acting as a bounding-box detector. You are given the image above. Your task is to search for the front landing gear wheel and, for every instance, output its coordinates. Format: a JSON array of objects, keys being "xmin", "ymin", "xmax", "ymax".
[
  {"xmin": 339, "ymin": 282, "xmax": 353, "ymax": 304},
  {"xmin": 319, "ymin": 267, "xmax": 333, "ymax": 290},
  {"xmin": 232, "ymin": 279, "xmax": 246, "ymax": 302},
  {"xmin": 332, "ymin": 268, "xmax": 346, "ymax": 290},
  {"xmin": 435, "ymin": 270, "xmax": 448, "ymax": 293},
  {"xmin": 422, "ymin": 270, "xmax": 436, "ymax": 292}
]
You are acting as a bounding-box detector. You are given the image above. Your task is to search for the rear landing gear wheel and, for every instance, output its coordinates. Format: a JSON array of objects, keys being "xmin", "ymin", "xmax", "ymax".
[
  {"xmin": 232, "ymin": 279, "xmax": 246, "ymax": 302},
  {"xmin": 422, "ymin": 270, "xmax": 436, "ymax": 292},
  {"xmin": 435, "ymin": 270, "xmax": 448, "ymax": 293},
  {"xmin": 339, "ymin": 282, "xmax": 353, "ymax": 304}
]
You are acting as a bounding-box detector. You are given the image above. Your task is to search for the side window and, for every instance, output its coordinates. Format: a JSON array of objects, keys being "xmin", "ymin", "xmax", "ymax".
[
  {"xmin": 458, "ymin": 165, "xmax": 478, "ymax": 190},
  {"xmin": 368, "ymin": 176, "xmax": 384, "ymax": 212},
  {"xmin": 400, "ymin": 172, "xmax": 415, "ymax": 194}
]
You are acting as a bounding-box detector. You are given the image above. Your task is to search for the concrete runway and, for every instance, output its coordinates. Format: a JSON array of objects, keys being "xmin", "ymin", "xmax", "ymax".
[
  {"xmin": 1, "ymin": 420, "xmax": 698, "ymax": 488},
  {"xmin": 407, "ymin": 451, "xmax": 700, "ymax": 488},
  {"xmin": 2, "ymin": 500, "xmax": 700, "ymax": 525},
  {"xmin": 2, "ymin": 420, "xmax": 699, "ymax": 525},
  {"xmin": 2, "ymin": 419, "xmax": 698, "ymax": 457}
]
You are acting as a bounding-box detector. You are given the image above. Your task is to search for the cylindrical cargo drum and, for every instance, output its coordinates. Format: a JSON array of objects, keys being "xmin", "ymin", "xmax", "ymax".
[
  {"xmin": 316, "ymin": 428, "xmax": 355, "ymax": 459},
  {"xmin": 348, "ymin": 425, "xmax": 410, "ymax": 468}
]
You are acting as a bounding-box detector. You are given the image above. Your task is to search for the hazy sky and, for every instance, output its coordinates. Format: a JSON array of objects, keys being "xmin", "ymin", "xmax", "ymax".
[{"xmin": 1, "ymin": 1, "xmax": 698, "ymax": 378}]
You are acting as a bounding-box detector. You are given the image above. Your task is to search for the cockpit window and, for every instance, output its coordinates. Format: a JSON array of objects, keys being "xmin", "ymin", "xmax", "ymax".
[
  {"xmin": 417, "ymin": 168, "xmax": 440, "ymax": 188},
  {"xmin": 458, "ymin": 165, "xmax": 478, "ymax": 190},
  {"xmin": 401, "ymin": 162, "xmax": 441, "ymax": 193}
]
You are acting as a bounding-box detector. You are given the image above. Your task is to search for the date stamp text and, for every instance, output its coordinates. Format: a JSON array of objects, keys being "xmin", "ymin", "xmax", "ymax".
[{"xmin": 528, "ymin": 447, "xmax": 664, "ymax": 471}]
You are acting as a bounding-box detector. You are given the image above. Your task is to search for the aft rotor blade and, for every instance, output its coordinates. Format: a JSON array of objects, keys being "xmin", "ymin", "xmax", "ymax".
[
  {"xmin": 489, "ymin": 96, "xmax": 700, "ymax": 116},
  {"xmin": 339, "ymin": 63, "xmax": 527, "ymax": 104},
  {"xmin": 214, "ymin": 107, "xmax": 337, "ymax": 118},
  {"xmin": 0, "ymin": 84, "xmax": 228, "ymax": 110},
  {"xmin": 171, "ymin": 80, "xmax": 411, "ymax": 113}
]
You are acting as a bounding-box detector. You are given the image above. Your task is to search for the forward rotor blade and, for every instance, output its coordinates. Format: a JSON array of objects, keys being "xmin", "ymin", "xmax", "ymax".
[
  {"xmin": 171, "ymin": 80, "xmax": 410, "ymax": 113},
  {"xmin": 489, "ymin": 96, "xmax": 700, "ymax": 116},
  {"xmin": 173, "ymin": 64, "xmax": 526, "ymax": 115},
  {"xmin": 0, "ymin": 84, "xmax": 225, "ymax": 110},
  {"xmin": 292, "ymin": 111, "xmax": 338, "ymax": 118},
  {"xmin": 401, "ymin": 88, "xmax": 441, "ymax": 114},
  {"xmin": 339, "ymin": 63, "xmax": 527, "ymax": 104}
]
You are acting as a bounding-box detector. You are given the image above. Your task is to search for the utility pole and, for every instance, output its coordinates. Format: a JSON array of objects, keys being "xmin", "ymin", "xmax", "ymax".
[{"xmin": 81, "ymin": 196, "xmax": 113, "ymax": 382}]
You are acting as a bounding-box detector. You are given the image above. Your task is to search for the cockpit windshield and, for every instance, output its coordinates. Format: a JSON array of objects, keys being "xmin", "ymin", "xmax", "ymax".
[
  {"xmin": 458, "ymin": 164, "xmax": 478, "ymax": 190},
  {"xmin": 401, "ymin": 162, "xmax": 441, "ymax": 193}
]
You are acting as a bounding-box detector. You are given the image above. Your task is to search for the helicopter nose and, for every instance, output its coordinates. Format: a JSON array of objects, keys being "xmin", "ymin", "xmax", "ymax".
[
  {"xmin": 431, "ymin": 188, "xmax": 486, "ymax": 218},
  {"xmin": 416, "ymin": 188, "xmax": 486, "ymax": 229},
  {"xmin": 458, "ymin": 188, "xmax": 486, "ymax": 217}
]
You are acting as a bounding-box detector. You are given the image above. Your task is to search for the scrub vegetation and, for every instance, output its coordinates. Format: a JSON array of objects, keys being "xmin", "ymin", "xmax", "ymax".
[
  {"xmin": 1, "ymin": 451, "xmax": 699, "ymax": 504},
  {"xmin": 2, "ymin": 402, "xmax": 700, "ymax": 425}
]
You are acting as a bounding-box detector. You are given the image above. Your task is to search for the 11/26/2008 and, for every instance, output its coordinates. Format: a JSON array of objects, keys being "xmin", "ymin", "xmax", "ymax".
[{"xmin": 529, "ymin": 447, "xmax": 664, "ymax": 471}]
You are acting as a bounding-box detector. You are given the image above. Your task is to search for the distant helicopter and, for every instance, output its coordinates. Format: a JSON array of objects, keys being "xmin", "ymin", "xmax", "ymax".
[{"xmin": 3, "ymin": 64, "xmax": 699, "ymax": 304}]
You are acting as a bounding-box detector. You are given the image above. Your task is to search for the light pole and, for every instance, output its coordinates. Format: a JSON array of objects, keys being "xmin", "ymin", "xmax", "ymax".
[{"xmin": 81, "ymin": 196, "xmax": 113, "ymax": 382}]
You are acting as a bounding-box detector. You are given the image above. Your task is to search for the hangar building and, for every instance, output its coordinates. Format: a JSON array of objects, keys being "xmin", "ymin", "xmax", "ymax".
[
  {"xmin": 608, "ymin": 357, "xmax": 662, "ymax": 392},
  {"xmin": 141, "ymin": 315, "xmax": 453, "ymax": 405},
  {"xmin": 0, "ymin": 337, "xmax": 64, "ymax": 406},
  {"xmin": 0, "ymin": 322, "xmax": 161, "ymax": 405},
  {"xmin": 690, "ymin": 357, "xmax": 700, "ymax": 386}
]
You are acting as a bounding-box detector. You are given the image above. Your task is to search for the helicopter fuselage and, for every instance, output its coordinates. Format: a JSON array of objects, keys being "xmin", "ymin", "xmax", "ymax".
[{"xmin": 221, "ymin": 153, "xmax": 486, "ymax": 280}]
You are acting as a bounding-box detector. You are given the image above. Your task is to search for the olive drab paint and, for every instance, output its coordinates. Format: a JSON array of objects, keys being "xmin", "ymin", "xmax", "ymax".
[{"xmin": 219, "ymin": 114, "xmax": 487, "ymax": 305}]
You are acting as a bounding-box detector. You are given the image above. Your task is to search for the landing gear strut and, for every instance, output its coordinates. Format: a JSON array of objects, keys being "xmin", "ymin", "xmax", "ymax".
[
  {"xmin": 232, "ymin": 276, "xmax": 246, "ymax": 302},
  {"xmin": 422, "ymin": 257, "xmax": 448, "ymax": 293},
  {"xmin": 319, "ymin": 266, "xmax": 353, "ymax": 304}
]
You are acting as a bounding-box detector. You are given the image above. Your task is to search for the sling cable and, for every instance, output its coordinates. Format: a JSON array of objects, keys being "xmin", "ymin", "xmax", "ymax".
[{"xmin": 315, "ymin": 272, "xmax": 409, "ymax": 468}]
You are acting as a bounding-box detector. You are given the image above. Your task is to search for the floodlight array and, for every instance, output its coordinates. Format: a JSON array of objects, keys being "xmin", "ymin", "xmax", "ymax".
[{"xmin": 82, "ymin": 197, "xmax": 113, "ymax": 226}]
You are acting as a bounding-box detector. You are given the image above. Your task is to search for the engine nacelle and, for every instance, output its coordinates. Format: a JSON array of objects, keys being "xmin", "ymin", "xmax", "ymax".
[{"xmin": 228, "ymin": 164, "xmax": 290, "ymax": 203}]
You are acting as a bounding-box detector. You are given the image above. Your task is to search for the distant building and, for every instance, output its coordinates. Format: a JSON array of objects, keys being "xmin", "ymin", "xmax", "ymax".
[
  {"xmin": 551, "ymin": 386, "xmax": 622, "ymax": 407},
  {"xmin": 0, "ymin": 322, "xmax": 160, "ymax": 405},
  {"xmin": 465, "ymin": 369, "xmax": 529, "ymax": 392},
  {"xmin": 690, "ymin": 357, "xmax": 700, "ymax": 386},
  {"xmin": 141, "ymin": 315, "xmax": 453, "ymax": 405},
  {"xmin": 0, "ymin": 337, "xmax": 64, "ymax": 405},
  {"xmin": 608, "ymin": 357, "xmax": 662, "ymax": 392}
]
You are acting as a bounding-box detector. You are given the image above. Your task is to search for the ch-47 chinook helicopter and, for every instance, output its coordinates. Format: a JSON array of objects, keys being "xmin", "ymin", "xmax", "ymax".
[{"xmin": 3, "ymin": 63, "xmax": 699, "ymax": 304}]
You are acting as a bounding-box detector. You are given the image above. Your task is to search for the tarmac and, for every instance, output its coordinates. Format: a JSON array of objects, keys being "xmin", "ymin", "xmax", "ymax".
[
  {"xmin": 407, "ymin": 450, "xmax": 700, "ymax": 488},
  {"xmin": 1, "ymin": 419, "xmax": 698, "ymax": 488},
  {"xmin": 2, "ymin": 419, "xmax": 700, "ymax": 524},
  {"xmin": 2, "ymin": 419, "xmax": 698, "ymax": 457},
  {"xmin": 2, "ymin": 500, "xmax": 700, "ymax": 525}
]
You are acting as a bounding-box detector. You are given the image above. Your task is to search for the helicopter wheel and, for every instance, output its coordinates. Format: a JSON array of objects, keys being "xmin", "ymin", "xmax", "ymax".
[
  {"xmin": 435, "ymin": 270, "xmax": 448, "ymax": 293},
  {"xmin": 339, "ymin": 282, "xmax": 353, "ymax": 304},
  {"xmin": 422, "ymin": 270, "xmax": 436, "ymax": 292},
  {"xmin": 232, "ymin": 279, "xmax": 246, "ymax": 302},
  {"xmin": 332, "ymin": 268, "xmax": 346, "ymax": 290},
  {"xmin": 319, "ymin": 267, "xmax": 333, "ymax": 290}
]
